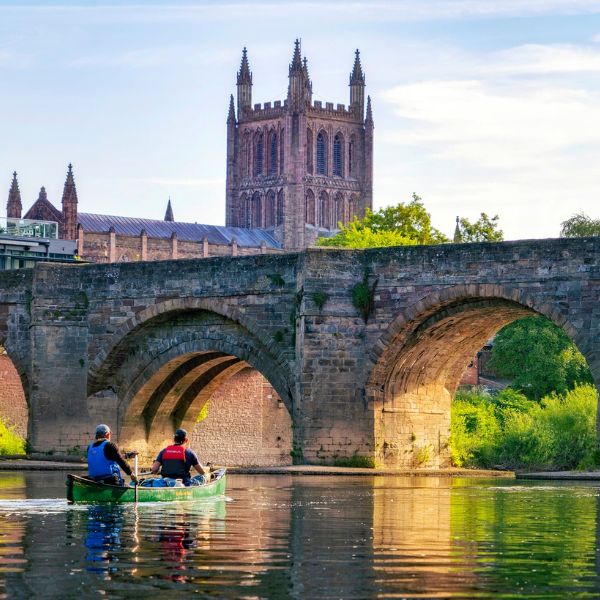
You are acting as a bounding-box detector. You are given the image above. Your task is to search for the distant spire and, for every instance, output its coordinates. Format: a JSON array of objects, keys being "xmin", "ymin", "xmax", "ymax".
[
  {"xmin": 227, "ymin": 94, "xmax": 236, "ymax": 123},
  {"xmin": 302, "ymin": 56, "xmax": 309, "ymax": 78},
  {"xmin": 365, "ymin": 95, "xmax": 373, "ymax": 124},
  {"xmin": 350, "ymin": 49, "xmax": 365, "ymax": 85},
  {"xmin": 38, "ymin": 186, "xmax": 48, "ymax": 202},
  {"xmin": 164, "ymin": 197, "xmax": 174, "ymax": 222},
  {"xmin": 289, "ymin": 38, "xmax": 303, "ymax": 73},
  {"xmin": 237, "ymin": 46, "xmax": 252, "ymax": 85},
  {"xmin": 453, "ymin": 216, "xmax": 462, "ymax": 243},
  {"xmin": 7, "ymin": 171, "xmax": 22, "ymax": 219},
  {"xmin": 61, "ymin": 163, "xmax": 78, "ymax": 240}
]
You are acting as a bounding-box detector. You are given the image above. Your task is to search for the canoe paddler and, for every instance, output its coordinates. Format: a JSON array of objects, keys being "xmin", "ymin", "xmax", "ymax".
[
  {"xmin": 151, "ymin": 428, "xmax": 210, "ymax": 486},
  {"xmin": 87, "ymin": 424, "xmax": 139, "ymax": 487}
]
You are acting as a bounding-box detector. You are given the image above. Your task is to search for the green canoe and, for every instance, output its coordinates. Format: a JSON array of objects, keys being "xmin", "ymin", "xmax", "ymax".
[{"xmin": 66, "ymin": 469, "xmax": 227, "ymax": 503}]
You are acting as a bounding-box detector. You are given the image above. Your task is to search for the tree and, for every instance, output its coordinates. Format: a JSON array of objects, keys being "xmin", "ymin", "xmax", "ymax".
[
  {"xmin": 487, "ymin": 315, "xmax": 593, "ymax": 401},
  {"xmin": 560, "ymin": 212, "xmax": 600, "ymax": 238},
  {"xmin": 317, "ymin": 194, "xmax": 449, "ymax": 248},
  {"xmin": 454, "ymin": 213, "xmax": 503, "ymax": 243}
]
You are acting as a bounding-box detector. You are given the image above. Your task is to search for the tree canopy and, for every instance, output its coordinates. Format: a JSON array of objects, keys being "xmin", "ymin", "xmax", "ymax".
[
  {"xmin": 453, "ymin": 213, "xmax": 504, "ymax": 243},
  {"xmin": 488, "ymin": 315, "xmax": 593, "ymax": 401},
  {"xmin": 560, "ymin": 213, "xmax": 600, "ymax": 238},
  {"xmin": 317, "ymin": 194, "xmax": 504, "ymax": 249}
]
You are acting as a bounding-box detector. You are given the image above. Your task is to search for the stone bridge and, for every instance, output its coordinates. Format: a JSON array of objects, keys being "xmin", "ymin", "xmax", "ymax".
[{"xmin": 0, "ymin": 238, "xmax": 598, "ymax": 467}]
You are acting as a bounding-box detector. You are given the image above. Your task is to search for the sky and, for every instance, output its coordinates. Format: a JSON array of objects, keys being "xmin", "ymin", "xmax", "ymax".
[{"xmin": 1, "ymin": 0, "xmax": 600, "ymax": 240}]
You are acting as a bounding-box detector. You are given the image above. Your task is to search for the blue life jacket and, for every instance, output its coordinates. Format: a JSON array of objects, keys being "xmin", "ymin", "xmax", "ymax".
[{"xmin": 87, "ymin": 440, "xmax": 121, "ymax": 480}]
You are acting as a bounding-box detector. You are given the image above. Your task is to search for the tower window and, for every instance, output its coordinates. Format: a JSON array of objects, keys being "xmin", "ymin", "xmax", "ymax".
[
  {"xmin": 316, "ymin": 131, "xmax": 327, "ymax": 175},
  {"xmin": 333, "ymin": 133, "xmax": 343, "ymax": 177},
  {"xmin": 269, "ymin": 133, "xmax": 278, "ymax": 176},
  {"xmin": 255, "ymin": 133, "xmax": 264, "ymax": 176},
  {"xmin": 349, "ymin": 136, "xmax": 354, "ymax": 177},
  {"xmin": 306, "ymin": 128, "xmax": 313, "ymax": 174}
]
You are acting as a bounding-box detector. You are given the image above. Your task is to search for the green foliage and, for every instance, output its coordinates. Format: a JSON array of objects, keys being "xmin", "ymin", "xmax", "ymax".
[
  {"xmin": 450, "ymin": 385, "xmax": 599, "ymax": 471},
  {"xmin": 488, "ymin": 316, "xmax": 593, "ymax": 401},
  {"xmin": 333, "ymin": 455, "xmax": 376, "ymax": 468},
  {"xmin": 273, "ymin": 330, "xmax": 285, "ymax": 343},
  {"xmin": 351, "ymin": 269, "xmax": 378, "ymax": 323},
  {"xmin": 196, "ymin": 402, "xmax": 209, "ymax": 423},
  {"xmin": 0, "ymin": 418, "xmax": 26, "ymax": 456},
  {"xmin": 560, "ymin": 212, "xmax": 600, "ymax": 238},
  {"xmin": 312, "ymin": 291, "xmax": 328, "ymax": 311},
  {"xmin": 454, "ymin": 213, "xmax": 504, "ymax": 242},
  {"xmin": 317, "ymin": 193, "xmax": 449, "ymax": 249}
]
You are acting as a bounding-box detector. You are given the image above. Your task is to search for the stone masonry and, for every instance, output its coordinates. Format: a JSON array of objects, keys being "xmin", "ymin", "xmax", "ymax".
[{"xmin": 0, "ymin": 238, "xmax": 598, "ymax": 467}]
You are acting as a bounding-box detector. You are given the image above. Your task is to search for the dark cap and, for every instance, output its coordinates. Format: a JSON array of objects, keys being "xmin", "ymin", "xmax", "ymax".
[
  {"xmin": 174, "ymin": 428, "xmax": 187, "ymax": 443},
  {"xmin": 95, "ymin": 424, "xmax": 111, "ymax": 438}
]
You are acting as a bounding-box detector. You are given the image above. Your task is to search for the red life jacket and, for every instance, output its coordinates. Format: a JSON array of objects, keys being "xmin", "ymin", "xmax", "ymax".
[{"xmin": 160, "ymin": 444, "xmax": 188, "ymax": 479}]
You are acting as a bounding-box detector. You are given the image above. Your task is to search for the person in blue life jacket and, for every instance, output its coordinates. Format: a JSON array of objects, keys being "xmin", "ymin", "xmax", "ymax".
[
  {"xmin": 87, "ymin": 424, "xmax": 139, "ymax": 486},
  {"xmin": 150, "ymin": 429, "xmax": 210, "ymax": 486}
]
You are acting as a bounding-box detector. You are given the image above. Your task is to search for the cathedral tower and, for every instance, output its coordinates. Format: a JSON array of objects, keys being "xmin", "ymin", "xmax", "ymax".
[
  {"xmin": 225, "ymin": 40, "xmax": 374, "ymax": 250},
  {"xmin": 6, "ymin": 171, "xmax": 22, "ymax": 219}
]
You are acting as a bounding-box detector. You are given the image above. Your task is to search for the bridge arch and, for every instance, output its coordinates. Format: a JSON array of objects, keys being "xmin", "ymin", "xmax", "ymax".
[
  {"xmin": 365, "ymin": 283, "xmax": 597, "ymax": 468},
  {"xmin": 89, "ymin": 303, "xmax": 295, "ymax": 461}
]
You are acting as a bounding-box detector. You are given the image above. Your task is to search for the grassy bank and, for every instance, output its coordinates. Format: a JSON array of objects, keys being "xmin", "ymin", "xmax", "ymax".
[
  {"xmin": 0, "ymin": 418, "xmax": 26, "ymax": 455},
  {"xmin": 451, "ymin": 385, "xmax": 599, "ymax": 471}
]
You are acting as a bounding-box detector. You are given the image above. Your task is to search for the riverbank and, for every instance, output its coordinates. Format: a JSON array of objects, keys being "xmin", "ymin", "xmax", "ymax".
[{"xmin": 0, "ymin": 457, "xmax": 513, "ymax": 476}]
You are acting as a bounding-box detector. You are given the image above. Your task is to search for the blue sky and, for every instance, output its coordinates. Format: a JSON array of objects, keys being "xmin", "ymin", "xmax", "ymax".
[{"xmin": 1, "ymin": 1, "xmax": 600, "ymax": 239}]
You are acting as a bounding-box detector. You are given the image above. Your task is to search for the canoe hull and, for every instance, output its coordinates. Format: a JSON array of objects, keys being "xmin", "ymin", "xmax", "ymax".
[{"xmin": 66, "ymin": 469, "xmax": 227, "ymax": 503}]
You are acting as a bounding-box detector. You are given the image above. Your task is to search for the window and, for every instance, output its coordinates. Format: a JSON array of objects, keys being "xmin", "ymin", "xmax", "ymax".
[
  {"xmin": 349, "ymin": 135, "xmax": 355, "ymax": 177},
  {"xmin": 319, "ymin": 191, "xmax": 330, "ymax": 228},
  {"xmin": 239, "ymin": 193, "xmax": 247, "ymax": 227},
  {"xmin": 316, "ymin": 131, "xmax": 327, "ymax": 175},
  {"xmin": 333, "ymin": 134, "xmax": 343, "ymax": 177},
  {"xmin": 305, "ymin": 189, "xmax": 316, "ymax": 225},
  {"xmin": 280, "ymin": 129, "xmax": 285, "ymax": 174},
  {"xmin": 335, "ymin": 192, "xmax": 345, "ymax": 227},
  {"xmin": 306, "ymin": 128, "xmax": 313, "ymax": 174},
  {"xmin": 265, "ymin": 190, "xmax": 276, "ymax": 227},
  {"xmin": 250, "ymin": 192, "xmax": 262, "ymax": 227},
  {"xmin": 269, "ymin": 132, "xmax": 278, "ymax": 176},
  {"xmin": 277, "ymin": 190, "xmax": 284, "ymax": 225},
  {"xmin": 255, "ymin": 133, "xmax": 264, "ymax": 176},
  {"xmin": 243, "ymin": 133, "xmax": 251, "ymax": 177}
]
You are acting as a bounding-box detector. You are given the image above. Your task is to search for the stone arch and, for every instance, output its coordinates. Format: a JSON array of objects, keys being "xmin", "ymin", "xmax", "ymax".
[
  {"xmin": 249, "ymin": 191, "xmax": 262, "ymax": 228},
  {"xmin": 305, "ymin": 189, "xmax": 316, "ymax": 225},
  {"xmin": 0, "ymin": 343, "xmax": 29, "ymax": 443},
  {"xmin": 238, "ymin": 192, "xmax": 247, "ymax": 227},
  {"xmin": 89, "ymin": 304, "xmax": 295, "ymax": 459},
  {"xmin": 365, "ymin": 284, "xmax": 593, "ymax": 468}
]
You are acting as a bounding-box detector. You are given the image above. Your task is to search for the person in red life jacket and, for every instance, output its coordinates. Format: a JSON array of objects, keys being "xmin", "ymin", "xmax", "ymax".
[
  {"xmin": 87, "ymin": 424, "xmax": 139, "ymax": 486},
  {"xmin": 150, "ymin": 429, "xmax": 210, "ymax": 486}
]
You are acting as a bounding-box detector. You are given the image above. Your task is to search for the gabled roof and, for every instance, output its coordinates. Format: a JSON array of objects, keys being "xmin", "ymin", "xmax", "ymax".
[{"xmin": 77, "ymin": 213, "xmax": 282, "ymax": 249}]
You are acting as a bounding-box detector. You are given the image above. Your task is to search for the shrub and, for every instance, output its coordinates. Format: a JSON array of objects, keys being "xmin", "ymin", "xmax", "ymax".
[{"xmin": 0, "ymin": 418, "xmax": 26, "ymax": 455}]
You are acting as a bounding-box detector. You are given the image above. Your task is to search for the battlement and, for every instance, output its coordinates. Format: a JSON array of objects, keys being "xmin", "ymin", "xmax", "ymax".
[
  {"xmin": 309, "ymin": 100, "xmax": 359, "ymax": 120},
  {"xmin": 241, "ymin": 100, "xmax": 288, "ymax": 121}
]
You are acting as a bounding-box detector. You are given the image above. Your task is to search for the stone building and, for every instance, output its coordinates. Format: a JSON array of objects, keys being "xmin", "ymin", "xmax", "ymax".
[{"xmin": 226, "ymin": 40, "xmax": 374, "ymax": 250}]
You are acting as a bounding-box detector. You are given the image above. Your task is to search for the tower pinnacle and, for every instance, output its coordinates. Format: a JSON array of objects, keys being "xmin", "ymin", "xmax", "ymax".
[
  {"xmin": 365, "ymin": 95, "xmax": 373, "ymax": 125},
  {"xmin": 227, "ymin": 94, "xmax": 236, "ymax": 123},
  {"xmin": 164, "ymin": 197, "xmax": 174, "ymax": 222},
  {"xmin": 61, "ymin": 163, "xmax": 78, "ymax": 240},
  {"xmin": 349, "ymin": 49, "xmax": 366, "ymax": 118},
  {"xmin": 7, "ymin": 171, "xmax": 22, "ymax": 219},
  {"xmin": 350, "ymin": 49, "xmax": 365, "ymax": 85},
  {"xmin": 236, "ymin": 47, "xmax": 253, "ymax": 113},
  {"xmin": 290, "ymin": 38, "xmax": 303, "ymax": 73}
]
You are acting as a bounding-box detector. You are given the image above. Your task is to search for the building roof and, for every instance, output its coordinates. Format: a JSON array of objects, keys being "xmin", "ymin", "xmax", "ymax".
[{"xmin": 77, "ymin": 213, "xmax": 282, "ymax": 249}]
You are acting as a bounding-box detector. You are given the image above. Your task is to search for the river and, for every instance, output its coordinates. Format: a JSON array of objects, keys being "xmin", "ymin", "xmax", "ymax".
[{"xmin": 0, "ymin": 471, "xmax": 598, "ymax": 598}]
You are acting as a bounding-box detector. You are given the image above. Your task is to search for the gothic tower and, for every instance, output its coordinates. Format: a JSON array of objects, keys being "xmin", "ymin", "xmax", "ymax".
[
  {"xmin": 225, "ymin": 41, "xmax": 374, "ymax": 250},
  {"xmin": 61, "ymin": 163, "xmax": 78, "ymax": 239},
  {"xmin": 6, "ymin": 171, "xmax": 22, "ymax": 219}
]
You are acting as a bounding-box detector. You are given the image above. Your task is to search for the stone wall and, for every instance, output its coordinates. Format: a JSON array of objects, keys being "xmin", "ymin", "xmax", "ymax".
[
  {"xmin": 192, "ymin": 368, "xmax": 292, "ymax": 466},
  {"xmin": 0, "ymin": 354, "xmax": 28, "ymax": 439}
]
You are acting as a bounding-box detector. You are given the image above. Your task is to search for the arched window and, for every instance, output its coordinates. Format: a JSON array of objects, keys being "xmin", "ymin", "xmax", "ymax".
[
  {"xmin": 319, "ymin": 191, "xmax": 330, "ymax": 229},
  {"xmin": 277, "ymin": 189, "xmax": 284, "ymax": 225},
  {"xmin": 306, "ymin": 128, "xmax": 313, "ymax": 174},
  {"xmin": 334, "ymin": 192, "xmax": 345, "ymax": 228},
  {"xmin": 349, "ymin": 194, "xmax": 358, "ymax": 221},
  {"xmin": 305, "ymin": 189, "xmax": 316, "ymax": 225},
  {"xmin": 280, "ymin": 129, "xmax": 285, "ymax": 174},
  {"xmin": 268, "ymin": 132, "xmax": 278, "ymax": 176},
  {"xmin": 349, "ymin": 135, "xmax": 355, "ymax": 177},
  {"xmin": 239, "ymin": 193, "xmax": 247, "ymax": 227},
  {"xmin": 265, "ymin": 190, "xmax": 276, "ymax": 227},
  {"xmin": 250, "ymin": 191, "xmax": 262, "ymax": 227},
  {"xmin": 255, "ymin": 132, "xmax": 264, "ymax": 176},
  {"xmin": 243, "ymin": 132, "xmax": 251, "ymax": 178},
  {"xmin": 333, "ymin": 133, "xmax": 343, "ymax": 177},
  {"xmin": 316, "ymin": 131, "xmax": 327, "ymax": 175}
]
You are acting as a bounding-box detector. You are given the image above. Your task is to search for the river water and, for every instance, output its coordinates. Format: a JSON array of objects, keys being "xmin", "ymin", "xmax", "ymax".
[{"xmin": 0, "ymin": 471, "xmax": 599, "ymax": 598}]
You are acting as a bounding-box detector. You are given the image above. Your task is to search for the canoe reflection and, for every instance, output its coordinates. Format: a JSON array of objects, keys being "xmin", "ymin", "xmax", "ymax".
[{"xmin": 84, "ymin": 505, "xmax": 124, "ymax": 574}]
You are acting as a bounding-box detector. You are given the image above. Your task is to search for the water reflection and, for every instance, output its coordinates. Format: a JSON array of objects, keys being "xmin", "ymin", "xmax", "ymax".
[{"xmin": 0, "ymin": 472, "xmax": 600, "ymax": 598}]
